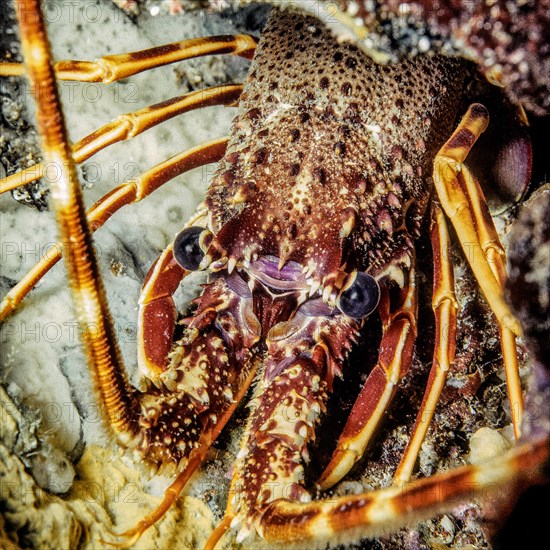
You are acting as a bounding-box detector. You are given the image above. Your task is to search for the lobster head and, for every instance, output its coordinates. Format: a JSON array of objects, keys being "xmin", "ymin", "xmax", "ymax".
[
  {"xmin": 172, "ymin": 220, "xmax": 381, "ymax": 388},
  {"xmin": 135, "ymin": 206, "xmax": 384, "ymax": 468}
]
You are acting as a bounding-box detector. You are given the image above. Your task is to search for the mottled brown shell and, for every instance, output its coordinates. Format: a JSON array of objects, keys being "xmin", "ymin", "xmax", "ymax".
[{"xmin": 206, "ymin": 10, "xmax": 467, "ymax": 287}]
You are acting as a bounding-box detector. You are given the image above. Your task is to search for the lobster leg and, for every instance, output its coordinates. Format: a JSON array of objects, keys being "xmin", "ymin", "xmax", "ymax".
[
  {"xmin": 0, "ymin": 138, "xmax": 227, "ymax": 320},
  {"xmin": 15, "ymin": 0, "xmax": 139, "ymax": 441},
  {"xmin": 103, "ymin": 452, "xmax": 207, "ymax": 548},
  {"xmin": 0, "ymin": 34, "xmax": 257, "ymax": 81},
  {"xmin": 0, "ymin": 85, "xmax": 242, "ymax": 194},
  {"xmin": 257, "ymin": 438, "xmax": 548, "ymax": 544},
  {"xmin": 394, "ymin": 204, "xmax": 458, "ymax": 483},
  {"xmin": 317, "ymin": 260, "xmax": 418, "ymax": 490},
  {"xmin": 138, "ymin": 201, "xmax": 212, "ymax": 379},
  {"xmin": 433, "ymin": 103, "xmax": 523, "ymax": 436},
  {"xmin": 108, "ymin": 274, "xmax": 264, "ymax": 544},
  {"xmin": 138, "ymin": 245, "xmax": 186, "ymax": 380}
]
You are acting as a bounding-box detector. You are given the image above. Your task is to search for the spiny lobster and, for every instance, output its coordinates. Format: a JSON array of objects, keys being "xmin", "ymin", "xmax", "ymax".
[{"xmin": 0, "ymin": 1, "xmax": 548, "ymax": 548}]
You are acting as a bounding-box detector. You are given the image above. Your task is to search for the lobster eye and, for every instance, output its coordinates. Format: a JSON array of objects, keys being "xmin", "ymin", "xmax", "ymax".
[
  {"xmin": 173, "ymin": 227, "xmax": 207, "ymax": 270},
  {"xmin": 338, "ymin": 272, "xmax": 380, "ymax": 319}
]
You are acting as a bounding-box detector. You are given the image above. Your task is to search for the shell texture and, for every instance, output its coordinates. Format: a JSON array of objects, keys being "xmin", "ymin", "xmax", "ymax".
[
  {"xmin": 206, "ymin": 10, "xmax": 467, "ymax": 288},
  {"xmin": 233, "ymin": 0, "xmax": 550, "ymax": 116}
]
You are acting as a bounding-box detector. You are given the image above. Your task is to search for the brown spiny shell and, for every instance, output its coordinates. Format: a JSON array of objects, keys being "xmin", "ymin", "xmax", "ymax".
[{"xmin": 206, "ymin": 10, "xmax": 467, "ymax": 284}]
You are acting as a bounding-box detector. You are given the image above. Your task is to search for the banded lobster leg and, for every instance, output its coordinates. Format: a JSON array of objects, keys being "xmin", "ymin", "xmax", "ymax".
[
  {"xmin": 11, "ymin": 1, "xmax": 261, "ymax": 544},
  {"xmin": 0, "ymin": 139, "xmax": 228, "ymax": 320},
  {"xmin": 317, "ymin": 250, "xmax": 418, "ymax": 490},
  {"xmin": 255, "ymin": 438, "xmax": 548, "ymax": 545},
  {"xmin": 318, "ymin": 206, "xmax": 460, "ymax": 489},
  {"xmin": 433, "ymin": 103, "xmax": 523, "ymax": 437},
  {"xmin": 0, "ymin": 84, "xmax": 242, "ymax": 195},
  {"xmin": 0, "ymin": 29, "xmax": 257, "ymax": 80},
  {"xmin": 394, "ymin": 204, "xmax": 458, "ymax": 483}
]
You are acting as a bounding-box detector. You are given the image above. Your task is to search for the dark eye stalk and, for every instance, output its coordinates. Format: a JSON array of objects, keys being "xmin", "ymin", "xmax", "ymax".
[
  {"xmin": 173, "ymin": 226, "xmax": 210, "ymax": 270},
  {"xmin": 338, "ymin": 272, "xmax": 380, "ymax": 319}
]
